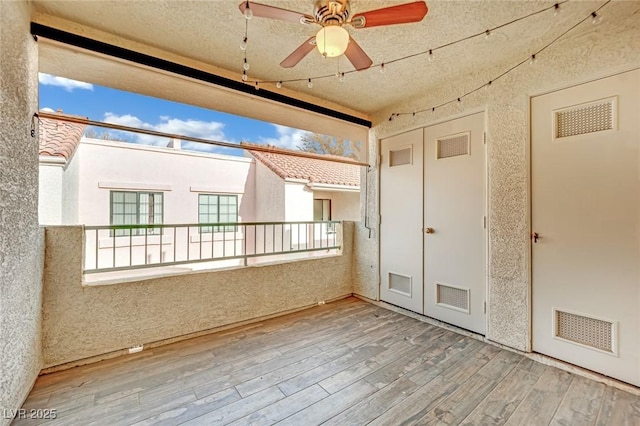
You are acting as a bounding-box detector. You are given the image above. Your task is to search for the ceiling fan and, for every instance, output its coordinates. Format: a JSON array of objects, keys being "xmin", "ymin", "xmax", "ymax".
[{"xmin": 238, "ymin": 0, "xmax": 428, "ymax": 71}]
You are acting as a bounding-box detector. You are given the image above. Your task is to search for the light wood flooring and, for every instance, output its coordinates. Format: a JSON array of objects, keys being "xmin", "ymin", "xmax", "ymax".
[{"xmin": 15, "ymin": 297, "xmax": 640, "ymax": 425}]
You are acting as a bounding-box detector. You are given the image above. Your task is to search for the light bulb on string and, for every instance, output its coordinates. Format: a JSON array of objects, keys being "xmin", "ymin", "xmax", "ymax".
[
  {"xmin": 380, "ymin": 63, "xmax": 385, "ymax": 74},
  {"xmin": 485, "ymin": 30, "xmax": 491, "ymax": 40},
  {"xmin": 428, "ymin": 49, "xmax": 434, "ymax": 62},
  {"xmin": 553, "ymin": 3, "xmax": 562, "ymax": 17},
  {"xmin": 276, "ymin": 81, "xmax": 282, "ymax": 89},
  {"xmin": 254, "ymin": 82, "xmax": 259, "ymax": 90},
  {"xmin": 339, "ymin": 72, "xmax": 345, "ymax": 83},
  {"xmin": 591, "ymin": 12, "xmax": 602, "ymax": 25},
  {"xmin": 485, "ymin": 80, "xmax": 492, "ymax": 91},
  {"xmin": 529, "ymin": 54, "xmax": 537, "ymax": 65},
  {"xmin": 243, "ymin": 2, "xmax": 253, "ymax": 19},
  {"xmin": 242, "ymin": 71, "xmax": 248, "ymax": 82},
  {"xmin": 307, "ymin": 78, "xmax": 313, "ymax": 89},
  {"xmin": 240, "ymin": 37, "xmax": 247, "ymax": 51},
  {"xmin": 243, "ymin": 59, "xmax": 250, "ymax": 71}
]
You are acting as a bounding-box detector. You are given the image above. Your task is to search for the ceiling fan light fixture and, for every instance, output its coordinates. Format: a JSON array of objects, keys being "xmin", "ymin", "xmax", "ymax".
[{"xmin": 316, "ymin": 26, "xmax": 349, "ymax": 58}]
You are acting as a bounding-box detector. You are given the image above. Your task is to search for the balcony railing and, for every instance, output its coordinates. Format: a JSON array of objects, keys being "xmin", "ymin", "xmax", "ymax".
[{"xmin": 83, "ymin": 221, "xmax": 342, "ymax": 274}]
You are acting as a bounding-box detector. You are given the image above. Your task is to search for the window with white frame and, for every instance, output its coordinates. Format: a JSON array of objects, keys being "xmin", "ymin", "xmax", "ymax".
[
  {"xmin": 110, "ymin": 191, "xmax": 163, "ymax": 236},
  {"xmin": 199, "ymin": 194, "xmax": 238, "ymax": 232},
  {"xmin": 314, "ymin": 198, "xmax": 335, "ymax": 232}
]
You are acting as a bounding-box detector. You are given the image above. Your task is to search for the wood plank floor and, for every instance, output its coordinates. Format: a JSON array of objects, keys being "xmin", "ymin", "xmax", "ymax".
[{"xmin": 14, "ymin": 297, "xmax": 640, "ymax": 425}]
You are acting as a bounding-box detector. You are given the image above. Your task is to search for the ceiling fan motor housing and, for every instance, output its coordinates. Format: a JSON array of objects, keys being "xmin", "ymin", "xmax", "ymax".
[{"xmin": 315, "ymin": 0, "xmax": 350, "ymax": 25}]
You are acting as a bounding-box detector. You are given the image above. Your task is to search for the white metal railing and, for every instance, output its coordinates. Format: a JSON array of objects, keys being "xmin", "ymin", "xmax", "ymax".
[{"xmin": 83, "ymin": 221, "xmax": 342, "ymax": 274}]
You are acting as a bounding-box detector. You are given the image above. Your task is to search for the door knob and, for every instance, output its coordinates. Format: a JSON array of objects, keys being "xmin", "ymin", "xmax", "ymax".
[{"xmin": 425, "ymin": 227, "xmax": 435, "ymax": 234}]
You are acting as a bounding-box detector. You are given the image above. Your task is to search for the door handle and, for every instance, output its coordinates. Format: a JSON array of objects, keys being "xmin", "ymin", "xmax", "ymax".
[
  {"xmin": 425, "ymin": 227, "xmax": 435, "ymax": 234},
  {"xmin": 531, "ymin": 232, "xmax": 540, "ymax": 243}
]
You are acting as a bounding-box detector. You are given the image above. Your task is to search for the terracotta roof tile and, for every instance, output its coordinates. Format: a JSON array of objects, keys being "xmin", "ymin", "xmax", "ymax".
[
  {"xmin": 38, "ymin": 111, "xmax": 87, "ymax": 161},
  {"xmin": 242, "ymin": 142, "xmax": 360, "ymax": 188}
]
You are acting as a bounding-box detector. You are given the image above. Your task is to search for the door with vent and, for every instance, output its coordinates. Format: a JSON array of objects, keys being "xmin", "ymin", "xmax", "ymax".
[
  {"xmin": 380, "ymin": 129, "xmax": 423, "ymax": 314},
  {"xmin": 423, "ymin": 112, "xmax": 486, "ymax": 335},
  {"xmin": 532, "ymin": 69, "xmax": 640, "ymax": 386}
]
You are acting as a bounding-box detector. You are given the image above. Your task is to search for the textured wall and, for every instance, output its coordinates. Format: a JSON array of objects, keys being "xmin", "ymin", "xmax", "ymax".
[
  {"xmin": 38, "ymin": 161, "xmax": 64, "ymax": 225},
  {"xmin": 0, "ymin": 1, "xmax": 42, "ymax": 423},
  {"xmin": 42, "ymin": 223, "xmax": 353, "ymax": 367},
  {"xmin": 367, "ymin": 5, "xmax": 640, "ymax": 351}
]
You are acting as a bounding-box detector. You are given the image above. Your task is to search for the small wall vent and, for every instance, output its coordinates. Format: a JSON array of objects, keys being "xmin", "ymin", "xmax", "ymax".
[
  {"xmin": 555, "ymin": 98, "xmax": 615, "ymax": 139},
  {"xmin": 389, "ymin": 146, "xmax": 412, "ymax": 167},
  {"xmin": 437, "ymin": 133, "xmax": 470, "ymax": 159},
  {"xmin": 554, "ymin": 309, "xmax": 617, "ymax": 355},
  {"xmin": 388, "ymin": 272, "xmax": 412, "ymax": 296},
  {"xmin": 436, "ymin": 283, "xmax": 470, "ymax": 313}
]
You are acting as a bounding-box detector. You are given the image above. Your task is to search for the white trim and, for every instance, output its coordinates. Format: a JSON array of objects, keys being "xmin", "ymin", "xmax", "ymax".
[
  {"xmin": 98, "ymin": 182, "xmax": 172, "ymax": 191},
  {"xmin": 39, "ymin": 156, "xmax": 67, "ymax": 165},
  {"xmin": 190, "ymin": 185, "xmax": 244, "ymax": 194},
  {"xmin": 284, "ymin": 178, "xmax": 310, "ymax": 184},
  {"xmin": 307, "ymin": 183, "xmax": 360, "ymax": 192}
]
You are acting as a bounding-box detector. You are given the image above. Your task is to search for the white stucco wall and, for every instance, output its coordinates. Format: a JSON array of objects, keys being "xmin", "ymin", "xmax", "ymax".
[
  {"xmin": 360, "ymin": 4, "xmax": 640, "ymax": 352},
  {"xmin": 284, "ymin": 181, "xmax": 314, "ymax": 222},
  {"xmin": 42, "ymin": 224, "xmax": 354, "ymax": 368},
  {"xmin": 61, "ymin": 149, "xmax": 80, "ymax": 224},
  {"xmin": 75, "ymin": 139, "xmax": 256, "ymax": 226},
  {"xmin": 313, "ymin": 190, "xmax": 361, "ymax": 222},
  {"xmin": 253, "ymin": 161, "xmax": 285, "ymax": 222},
  {"xmin": 0, "ymin": 2, "xmax": 43, "ymax": 424},
  {"xmin": 38, "ymin": 159, "xmax": 65, "ymax": 225}
]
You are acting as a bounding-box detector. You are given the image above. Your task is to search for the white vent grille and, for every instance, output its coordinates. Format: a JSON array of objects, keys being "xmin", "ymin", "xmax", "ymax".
[
  {"xmin": 389, "ymin": 147, "xmax": 412, "ymax": 167},
  {"xmin": 437, "ymin": 133, "xmax": 470, "ymax": 159},
  {"xmin": 555, "ymin": 310, "xmax": 615, "ymax": 354},
  {"xmin": 436, "ymin": 283, "xmax": 469, "ymax": 313},
  {"xmin": 555, "ymin": 99, "xmax": 614, "ymax": 138},
  {"xmin": 389, "ymin": 272, "xmax": 411, "ymax": 296}
]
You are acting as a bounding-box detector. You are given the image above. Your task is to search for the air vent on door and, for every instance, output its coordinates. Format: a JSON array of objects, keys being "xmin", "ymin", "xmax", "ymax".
[
  {"xmin": 389, "ymin": 147, "xmax": 412, "ymax": 167},
  {"xmin": 555, "ymin": 98, "xmax": 615, "ymax": 139},
  {"xmin": 554, "ymin": 309, "xmax": 617, "ymax": 355},
  {"xmin": 437, "ymin": 133, "xmax": 470, "ymax": 159},
  {"xmin": 388, "ymin": 272, "xmax": 412, "ymax": 296},
  {"xmin": 436, "ymin": 283, "xmax": 470, "ymax": 313}
]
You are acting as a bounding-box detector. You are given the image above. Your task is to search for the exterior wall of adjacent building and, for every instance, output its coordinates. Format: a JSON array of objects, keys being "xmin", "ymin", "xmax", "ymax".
[
  {"xmin": 38, "ymin": 157, "xmax": 65, "ymax": 225},
  {"xmin": 0, "ymin": 2, "xmax": 43, "ymax": 424},
  {"xmin": 253, "ymin": 160, "xmax": 285, "ymax": 222},
  {"xmin": 358, "ymin": 9, "xmax": 640, "ymax": 352}
]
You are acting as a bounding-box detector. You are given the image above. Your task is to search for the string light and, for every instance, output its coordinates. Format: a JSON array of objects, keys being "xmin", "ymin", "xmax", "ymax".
[
  {"xmin": 255, "ymin": 82, "xmax": 259, "ymax": 90},
  {"xmin": 240, "ymin": 37, "xmax": 247, "ymax": 51},
  {"xmin": 591, "ymin": 11, "xmax": 602, "ymax": 24},
  {"xmin": 485, "ymin": 30, "xmax": 491, "ymax": 40},
  {"xmin": 307, "ymin": 78, "xmax": 313, "ymax": 89},
  {"xmin": 276, "ymin": 81, "xmax": 282, "ymax": 88},
  {"xmin": 243, "ymin": 1, "xmax": 253, "ymax": 19},
  {"xmin": 242, "ymin": 71, "xmax": 248, "ymax": 82},
  {"xmin": 529, "ymin": 54, "xmax": 537, "ymax": 65},
  {"xmin": 339, "ymin": 72, "xmax": 346, "ymax": 83},
  {"xmin": 380, "ymin": 63, "xmax": 386, "ymax": 74},
  {"xmin": 554, "ymin": 3, "xmax": 562, "ymax": 17},
  {"xmin": 387, "ymin": 1, "xmax": 611, "ymax": 121},
  {"xmin": 427, "ymin": 49, "xmax": 434, "ymax": 62},
  {"xmin": 243, "ymin": 58, "xmax": 250, "ymax": 71}
]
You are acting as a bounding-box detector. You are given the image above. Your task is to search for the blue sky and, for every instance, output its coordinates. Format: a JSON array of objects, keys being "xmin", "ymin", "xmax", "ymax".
[{"xmin": 38, "ymin": 73, "xmax": 310, "ymax": 156}]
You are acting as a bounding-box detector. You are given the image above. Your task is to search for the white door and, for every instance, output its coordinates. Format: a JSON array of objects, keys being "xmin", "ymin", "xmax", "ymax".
[
  {"xmin": 380, "ymin": 129, "xmax": 423, "ymax": 313},
  {"xmin": 532, "ymin": 69, "xmax": 640, "ymax": 386},
  {"xmin": 423, "ymin": 113, "xmax": 487, "ymax": 334}
]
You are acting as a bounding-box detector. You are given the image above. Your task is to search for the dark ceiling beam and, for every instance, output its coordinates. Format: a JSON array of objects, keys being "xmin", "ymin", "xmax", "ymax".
[{"xmin": 30, "ymin": 22, "xmax": 372, "ymax": 129}]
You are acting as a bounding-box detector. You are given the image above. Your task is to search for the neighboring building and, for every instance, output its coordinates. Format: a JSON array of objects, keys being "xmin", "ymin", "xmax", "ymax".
[
  {"xmin": 243, "ymin": 141, "xmax": 360, "ymax": 224},
  {"xmin": 38, "ymin": 113, "xmax": 361, "ymax": 229},
  {"xmin": 38, "ymin": 113, "xmax": 360, "ymax": 272}
]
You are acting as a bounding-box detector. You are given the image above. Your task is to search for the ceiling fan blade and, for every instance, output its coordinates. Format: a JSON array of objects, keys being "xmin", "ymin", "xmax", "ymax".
[
  {"xmin": 239, "ymin": 1, "xmax": 314, "ymax": 24},
  {"xmin": 344, "ymin": 37, "xmax": 373, "ymax": 71},
  {"xmin": 280, "ymin": 37, "xmax": 317, "ymax": 68},
  {"xmin": 350, "ymin": 1, "xmax": 428, "ymax": 28}
]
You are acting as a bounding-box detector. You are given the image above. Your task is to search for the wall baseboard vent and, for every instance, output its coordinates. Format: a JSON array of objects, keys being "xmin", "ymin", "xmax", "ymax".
[
  {"xmin": 436, "ymin": 283, "xmax": 470, "ymax": 313},
  {"xmin": 128, "ymin": 344, "xmax": 144, "ymax": 354}
]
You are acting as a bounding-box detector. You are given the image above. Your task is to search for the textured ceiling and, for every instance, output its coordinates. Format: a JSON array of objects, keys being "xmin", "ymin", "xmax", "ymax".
[{"xmin": 32, "ymin": 0, "xmax": 621, "ymax": 115}]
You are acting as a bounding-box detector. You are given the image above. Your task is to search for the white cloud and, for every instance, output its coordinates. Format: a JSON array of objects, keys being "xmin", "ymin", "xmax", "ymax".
[
  {"xmin": 258, "ymin": 124, "xmax": 308, "ymax": 150},
  {"xmin": 40, "ymin": 107, "xmax": 55, "ymax": 113},
  {"xmin": 101, "ymin": 113, "xmax": 228, "ymax": 153},
  {"xmin": 38, "ymin": 73, "xmax": 93, "ymax": 92}
]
